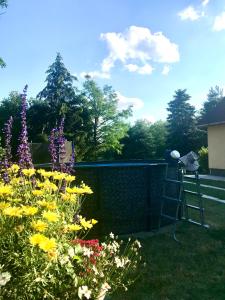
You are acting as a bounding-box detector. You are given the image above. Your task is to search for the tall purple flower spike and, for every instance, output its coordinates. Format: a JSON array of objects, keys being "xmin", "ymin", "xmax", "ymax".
[
  {"xmin": 49, "ymin": 118, "xmax": 75, "ymax": 174},
  {"xmin": 58, "ymin": 118, "xmax": 66, "ymax": 170},
  {"xmin": 17, "ymin": 85, "xmax": 33, "ymax": 169},
  {"xmin": 49, "ymin": 128, "xmax": 58, "ymax": 170}
]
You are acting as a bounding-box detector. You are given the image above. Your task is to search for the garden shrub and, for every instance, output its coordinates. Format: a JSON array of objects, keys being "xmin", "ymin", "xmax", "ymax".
[{"xmin": 198, "ymin": 146, "xmax": 209, "ymax": 173}]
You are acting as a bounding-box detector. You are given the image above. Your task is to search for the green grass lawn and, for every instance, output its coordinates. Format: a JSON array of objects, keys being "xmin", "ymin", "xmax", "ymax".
[{"xmin": 112, "ymin": 198, "xmax": 225, "ymax": 300}]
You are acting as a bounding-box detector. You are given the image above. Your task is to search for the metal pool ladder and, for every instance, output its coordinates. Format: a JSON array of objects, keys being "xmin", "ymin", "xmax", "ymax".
[{"xmin": 158, "ymin": 165, "xmax": 209, "ymax": 242}]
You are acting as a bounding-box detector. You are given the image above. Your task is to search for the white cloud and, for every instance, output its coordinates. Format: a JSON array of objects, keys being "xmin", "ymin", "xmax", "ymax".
[
  {"xmin": 162, "ymin": 65, "xmax": 170, "ymax": 76},
  {"xmin": 100, "ymin": 26, "xmax": 179, "ymax": 75},
  {"xmin": 125, "ymin": 63, "xmax": 154, "ymax": 75},
  {"xmin": 116, "ymin": 91, "xmax": 144, "ymax": 111},
  {"xmin": 141, "ymin": 115, "xmax": 156, "ymax": 123},
  {"xmin": 178, "ymin": 6, "xmax": 203, "ymax": 21},
  {"xmin": 202, "ymin": 0, "xmax": 209, "ymax": 7},
  {"xmin": 213, "ymin": 12, "xmax": 225, "ymax": 31},
  {"xmin": 80, "ymin": 71, "xmax": 110, "ymax": 79}
]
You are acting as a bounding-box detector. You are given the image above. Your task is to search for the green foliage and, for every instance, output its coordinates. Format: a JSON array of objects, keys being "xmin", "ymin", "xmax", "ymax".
[
  {"xmin": 0, "ymin": 57, "xmax": 6, "ymax": 68},
  {"xmin": 34, "ymin": 53, "xmax": 89, "ymax": 161},
  {"xmin": 36, "ymin": 53, "xmax": 78, "ymax": 130},
  {"xmin": 167, "ymin": 89, "xmax": 204, "ymax": 155},
  {"xmin": 0, "ymin": 137, "xmax": 4, "ymax": 159},
  {"xmin": 198, "ymin": 146, "xmax": 208, "ymax": 173},
  {"xmin": 199, "ymin": 86, "xmax": 224, "ymax": 125},
  {"xmin": 0, "ymin": 0, "xmax": 7, "ymax": 8},
  {"xmin": 82, "ymin": 78, "xmax": 132, "ymax": 160},
  {"xmin": 121, "ymin": 120, "xmax": 167, "ymax": 159},
  {"xmin": 0, "ymin": 91, "xmax": 22, "ymax": 157}
]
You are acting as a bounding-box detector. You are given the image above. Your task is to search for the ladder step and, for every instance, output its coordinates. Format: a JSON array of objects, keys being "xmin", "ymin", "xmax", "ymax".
[
  {"xmin": 161, "ymin": 214, "xmax": 178, "ymax": 221},
  {"xmin": 183, "ymin": 190, "xmax": 202, "ymax": 196},
  {"xmin": 164, "ymin": 179, "xmax": 181, "ymax": 184},
  {"xmin": 162, "ymin": 195, "xmax": 181, "ymax": 202},
  {"xmin": 187, "ymin": 219, "xmax": 209, "ymax": 228},
  {"xmin": 186, "ymin": 204, "xmax": 204, "ymax": 211}
]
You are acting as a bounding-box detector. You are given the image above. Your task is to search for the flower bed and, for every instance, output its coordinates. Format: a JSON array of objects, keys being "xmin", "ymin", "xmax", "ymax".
[
  {"xmin": 0, "ymin": 87, "xmax": 142, "ymax": 299},
  {"xmin": 0, "ymin": 167, "xmax": 141, "ymax": 299}
]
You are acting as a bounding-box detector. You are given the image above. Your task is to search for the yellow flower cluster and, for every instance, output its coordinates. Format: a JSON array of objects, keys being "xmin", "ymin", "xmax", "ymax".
[
  {"xmin": 37, "ymin": 180, "xmax": 58, "ymax": 192},
  {"xmin": 42, "ymin": 211, "xmax": 60, "ymax": 222},
  {"xmin": 37, "ymin": 169, "xmax": 75, "ymax": 183},
  {"xmin": 29, "ymin": 233, "xmax": 56, "ymax": 252},
  {"xmin": 32, "ymin": 190, "xmax": 44, "ymax": 197},
  {"xmin": 3, "ymin": 206, "xmax": 23, "ymax": 217},
  {"xmin": 0, "ymin": 166, "xmax": 98, "ymax": 262},
  {"xmin": 66, "ymin": 183, "xmax": 93, "ymax": 195},
  {"xmin": 8, "ymin": 164, "xmax": 20, "ymax": 174},
  {"xmin": 31, "ymin": 220, "xmax": 48, "ymax": 232},
  {"xmin": 2, "ymin": 205, "xmax": 38, "ymax": 217},
  {"xmin": 22, "ymin": 169, "xmax": 36, "ymax": 177},
  {"xmin": 65, "ymin": 224, "xmax": 82, "ymax": 232},
  {"xmin": 61, "ymin": 193, "xmax": 77, "ymax": 202},
  {"xmin": 80, "ymin": 217, "xmax": 98, "ymax": 230},
  {"xmin": 22, "ymin": 206, "xmax": 38, "ymax": 216},
  {"xmin": 0, "ymin": 185, "xmax": 13, "ymax": 196},
  {"xmin": 37, "ymin": 200, "xmax": 57, "ymax": 210}
]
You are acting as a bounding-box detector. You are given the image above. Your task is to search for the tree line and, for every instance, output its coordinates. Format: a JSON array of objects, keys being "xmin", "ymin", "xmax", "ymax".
[{"xmin": 0, "ymin": 53, "xmax": 223, "ymax": 162}]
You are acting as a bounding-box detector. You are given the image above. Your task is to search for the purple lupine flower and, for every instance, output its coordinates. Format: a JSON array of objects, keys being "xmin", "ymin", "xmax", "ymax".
[
  {"xmin": 49, "ymin": 128, "xmax": 58, "ymax": 170},
  {"xmin": 17, "ymin": 85, "xmax": 33, "ymax": 169},
  {"xmin": 58, "ymin": 118, "xmax": 66, "ymax": 162},
  {"xmin": 49, "ymin": 118, "xmax": 74, "ymax": 174}
]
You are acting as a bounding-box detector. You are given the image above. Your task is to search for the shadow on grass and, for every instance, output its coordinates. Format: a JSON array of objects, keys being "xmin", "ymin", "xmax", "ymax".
[{"xmin": 111, "ymin": 200, "xmax": 225, "ymax": 300}]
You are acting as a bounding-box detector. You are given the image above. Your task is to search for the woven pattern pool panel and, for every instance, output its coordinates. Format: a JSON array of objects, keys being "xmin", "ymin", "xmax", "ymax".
[{"xmin": 75, "ymin": 163, "xmax": 178, "ymax": 236}]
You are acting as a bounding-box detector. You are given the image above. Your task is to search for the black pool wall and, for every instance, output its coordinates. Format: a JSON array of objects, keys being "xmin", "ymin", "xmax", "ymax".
[{"xmin": 74, "ymin": 161, "xmax": 179, "ymax": 236}]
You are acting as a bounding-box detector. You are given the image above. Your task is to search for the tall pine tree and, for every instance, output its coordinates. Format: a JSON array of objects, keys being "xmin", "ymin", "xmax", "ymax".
[
  {"xmin": 167, "ymin": 89, "xmax": 199, "ymax": 155},
  {"xmin": 35, "ymin": 53, "xmax": 87, "ymax": 160},
  {"xmin": 199, "ymin": 86, "xmax": 224, "ymax": 124}
]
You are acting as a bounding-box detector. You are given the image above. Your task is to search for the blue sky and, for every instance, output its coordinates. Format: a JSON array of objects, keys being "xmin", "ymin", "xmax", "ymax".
[{"xmin": 1, "ymin": 0, "xmax": 225, "ymax": 122}]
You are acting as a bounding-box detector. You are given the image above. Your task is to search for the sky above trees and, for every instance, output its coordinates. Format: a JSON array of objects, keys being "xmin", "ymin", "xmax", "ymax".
[{"xmin": 1, "ymin": 0, "xmax": 225, "ymax": 122}]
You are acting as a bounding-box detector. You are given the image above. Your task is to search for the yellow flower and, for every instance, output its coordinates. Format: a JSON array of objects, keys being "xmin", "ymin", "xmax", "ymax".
[
  {"xmin": 32, "ymin": 190, "xmax": 44, "ymax": 197},
  {"xmin": 31, "ymin": 220, "xmax": 48, "ymax": 232},
  {"xmin": 80, "ymin": 218, "xmax": 93, "ymax": 230},
  {"xmin": 42, "ymin": 180, "xmax": 58, "ymax": 192},
  {"xmin": 64, "ymin": 175, "xmax": 76, "ymax": 182},
  {"xmin": 53, "ymin": 173, "xmax": 66, "ymax": 181},
  {"xmin": 67, "ymin": 224, "xmax": 82, "ymax": 231},
  {"xmin": 8, "ymin": 164, "xmax": 20, "ymax": 173},
  {"xmin": 39, "ymin": 237, "xmax": 56, "ymax": 252},
  {"xmin": 80, "ymin": 183, "xmax": 93, "ymax": 194},
  {"xmin": 91, "ymin": 219, "xmax": 98, "ymax": 225},
  {"xmin": 37, "ymin": 170, "xmax": 54, "ymax": 178},
  {"xmin": 22, "ymin": 206, "xmax": 38, "ymax": 216},
  {"xmin": 29, "ymin": 233, "xmax": 47, "ymax": 246},
  {"xmin": 0, "ymin": 185, "xmax": 13, "ymax": 196},
  {"xmin": 37, "ymin": 200, "xmax": 57, "ymax": 210},
  {"xmin": 66, "ymin": 184, "xmax": 93, "ymax": 195},
  {"xmin": 0, "ymin": 201, "xmax": 10, "ymax": 210},
  {"xmin": 3, "ymin": 206, "xmax": 23, "ymax": 217},
  {"xmin": 42, "ymin": 211, "xmax": 59, "ymax": 222},
  {"xmin": 22, "ymin": 169, "xmax": 35, "ymax": 177},
  {"xmin": 61, "ymin": 193, "xmax": 77, "ymax": 202}
]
